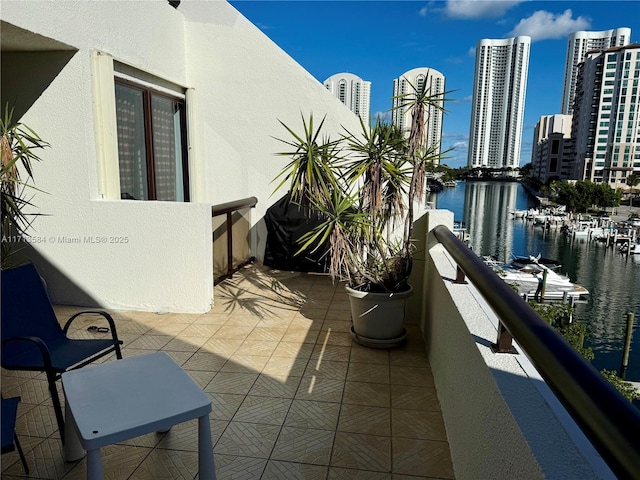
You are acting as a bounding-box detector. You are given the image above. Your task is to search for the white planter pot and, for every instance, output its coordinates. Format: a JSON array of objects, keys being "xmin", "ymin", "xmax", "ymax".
[{"xmin": 345, "ymin": 284, "xmax": 413, "ymax": 348}]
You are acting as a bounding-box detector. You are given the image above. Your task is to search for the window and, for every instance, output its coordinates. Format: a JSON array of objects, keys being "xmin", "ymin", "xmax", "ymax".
[{"xmin": 114, "ymin": 79, "xmax": 189, "ymax": 201}]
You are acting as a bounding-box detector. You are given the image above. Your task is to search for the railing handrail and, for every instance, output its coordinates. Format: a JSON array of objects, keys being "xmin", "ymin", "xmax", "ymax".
[
  {"xmin": 433, "ymin": 224, "xmax": 640, "ymax": 480},
  {"xmin": 212, "ymin": 196, "xmax": 257, "ymax": 217}
]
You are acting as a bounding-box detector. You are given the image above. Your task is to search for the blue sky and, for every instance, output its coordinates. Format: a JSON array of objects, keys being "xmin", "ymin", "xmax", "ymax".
[{"xmin": 229, "ymin": 1, "xmax": 639, "ymax": 168}]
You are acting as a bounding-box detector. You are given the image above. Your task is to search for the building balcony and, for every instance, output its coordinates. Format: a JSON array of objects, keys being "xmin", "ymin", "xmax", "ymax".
[{"xmin": 2, "ymin": 211, "xmax": 637, "ymax": 479}]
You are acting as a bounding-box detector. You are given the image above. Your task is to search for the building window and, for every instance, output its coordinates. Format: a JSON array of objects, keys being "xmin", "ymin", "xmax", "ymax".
[{"xmin": 114, "ymin": 79, "xmax": 189, "ymax": 201}]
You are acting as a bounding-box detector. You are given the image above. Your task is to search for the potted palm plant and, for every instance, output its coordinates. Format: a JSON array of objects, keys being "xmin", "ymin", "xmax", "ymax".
[
  {"xmin": 1, "ymin": 104, "xmax": 48, "ymax": 269},
  {"xmin": 273, "ymin": 80, "xmax": 447, "ymax": 347}
]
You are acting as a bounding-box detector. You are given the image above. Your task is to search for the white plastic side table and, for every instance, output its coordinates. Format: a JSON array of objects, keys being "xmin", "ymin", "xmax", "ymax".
[{"xmin": 62, "ymin": 351, "xmax": 215, "ymax": 479}]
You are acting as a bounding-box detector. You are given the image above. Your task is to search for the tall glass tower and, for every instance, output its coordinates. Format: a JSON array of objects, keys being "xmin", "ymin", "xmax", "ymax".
[
  {"xmin": 561, "ymin": 28, "xmax": 631, "ymax": 115},
  {"xmin": 467, "ymin": 36, "xmax": 531, "ymax": 170}
]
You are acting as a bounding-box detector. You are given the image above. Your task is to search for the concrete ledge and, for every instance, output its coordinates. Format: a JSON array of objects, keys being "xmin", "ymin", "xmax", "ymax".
[{"xmin": 420, "ymin": 211, "xmax": 614, "ymax": 479}]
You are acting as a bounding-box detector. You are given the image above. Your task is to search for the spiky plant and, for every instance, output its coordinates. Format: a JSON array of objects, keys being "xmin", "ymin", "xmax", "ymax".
[
  {"xmin": 273, "ymin": 82, "xmax": 449, "ymax": 292},
  {"xmin": 1, "ymin": 104, "xmax": 48, "ymax": 268}
]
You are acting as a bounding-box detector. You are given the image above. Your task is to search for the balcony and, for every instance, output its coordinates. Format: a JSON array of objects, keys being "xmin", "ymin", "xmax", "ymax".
[
  {"xmin": 1, "ymin": 265, "xmax": 453, "ymax": 479},
  {"xmin": 2, "ymin": 211, "xmax": 637, "ymax": 479}
]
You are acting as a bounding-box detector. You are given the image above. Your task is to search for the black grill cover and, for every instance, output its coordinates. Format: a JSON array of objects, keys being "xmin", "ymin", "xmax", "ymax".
[{"xmin": 264, "ymin": 195, "xmax": 329, "ymax": 273}]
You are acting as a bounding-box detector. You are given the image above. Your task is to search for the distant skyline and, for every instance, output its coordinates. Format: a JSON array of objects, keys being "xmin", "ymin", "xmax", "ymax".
[{"xmin": 229, "ymin": 1, "xmax": 639, "ymax": 168}]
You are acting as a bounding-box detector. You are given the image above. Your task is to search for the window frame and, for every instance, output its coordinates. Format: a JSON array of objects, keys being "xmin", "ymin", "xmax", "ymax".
[{"xmin": 114, "ymin": 77, "xmax": 190, "ymax": 202}]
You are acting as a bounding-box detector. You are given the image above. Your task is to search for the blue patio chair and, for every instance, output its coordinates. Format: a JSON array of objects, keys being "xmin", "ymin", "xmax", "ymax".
[
  {"xmin": 1, "ymin": 396, "xmax": 29, "ymax": 474},
  {"xmin": 1, "ymin": 263, "xmax": 123, "ymax": 443}
]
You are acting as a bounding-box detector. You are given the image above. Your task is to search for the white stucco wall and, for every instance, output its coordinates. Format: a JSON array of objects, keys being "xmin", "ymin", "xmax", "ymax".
[{"xmin": 1, "ymin": 0, "xmax": 361, "ymax": 312}]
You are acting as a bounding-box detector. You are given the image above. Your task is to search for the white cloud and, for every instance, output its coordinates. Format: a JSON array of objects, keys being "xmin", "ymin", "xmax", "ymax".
[
  {"xmin": 444, "ymin": 0, "xmax": 525, "ymax": 19},
  {"xmin": 508, "ymin": 9, "xmax": 591, "ymax": 41}
]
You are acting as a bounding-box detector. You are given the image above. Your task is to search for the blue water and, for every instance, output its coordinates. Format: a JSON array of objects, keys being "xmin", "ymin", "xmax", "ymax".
[{"xmin": 430, "ymin": 181, "xmax": 640, "ymax": 381}]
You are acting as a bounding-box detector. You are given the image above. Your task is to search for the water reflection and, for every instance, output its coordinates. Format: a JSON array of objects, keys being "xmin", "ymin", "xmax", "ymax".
[{"xmin": 432, "ymin": 181, "xmax": 640, "ymax": 381}]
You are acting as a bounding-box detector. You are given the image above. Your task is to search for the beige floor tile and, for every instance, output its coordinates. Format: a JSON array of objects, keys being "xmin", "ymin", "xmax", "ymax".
[
  {"xmin": 3, "ymin": 377, "xmax": 52, "ymax": 405},
  {"xmin": 273, "ymin": 341, "xmax": 315, "ymax": 358},
  {"xmin": 349, "ymin": 345, "xmax": 390, "ymax": 365},
  {"xmin": 305, "ymin": 360, "xmax": 348, "ymax": 380},
  {"xmin": 126, "ymin": 334, "xmax": 174, "ymax": 350},
  {"xmin": 338, "ymin": 404, "xmax": 390, "ymax": 436},
  {"xmin": 391, "ymin": 409, "xmax": 447, "ymax": 441},
  {"xmin": 179, "ymin": 323, "xmax": 222, "ymax": 338},
  {"xmin": 284, "ymin": 399, "xmax": 341, "ymax": 430},
  {"xmin": 162, "ymin": 350, "xmax": 196, "ymax": 366},
  {"xmin": 215, "ymin": 421, "xmax": 281, "ymax": 458},
  {"xmin": 282, "ymin": 328, "xmax": 321, "ymax": 344},
  {"xmin": 271, "ymin": 426, "xmax": 335, "ymax": 465},
  {"xmin": 245, "ymin": 327, "xmax": 288, "ymax": 343},
  {"xmin": 295, "ymin": 375, "xmax": 345, "ymax": 403},
  {"xmin": 389, "ymin": 349, "xmax": 429, "ymax": 367},
  {"xmin": 317, "ymin": 330, "xmax": 352, "ymax": 346},
  {"xmin": 390, "ymin": 385, "xmax": 440, "ymax": 411},
  {"xmin": 327, "ymin": 467, "xmax": 391, "ymax": 479},
  {"xmin": 3, "ymin": 437, "xmax": 76, "ymax": 478},
  {"xmin": 232, "ymin": 396, "xmax": 292, "ymax": 425},
  {"xmin": 185, "ymin": 369, "xmax": 216, "ymax": 390},
  {"xmin": 183, "ymin": 352, "xmax": 228, "ymax": 371},
  {"xmin": 236, "ymin": 339, "xmax": 280, "ymax": 356},
  {"xmin": 212, "ymin": 325, "xmax": 255, "ymax": 340},
  {"xmin": 248, "ymin": 374, "xmax": 302, "ymax": 399},
  {"xmin": 331, "ymin": 431, "xmax": 391, "ymax": 472},
  {"xmin": 342, "ymin": 382, "xmax": 390, "ymax": 408},
  {"xmin": 213, "ymin": 453, "xmax": 268, "ymax": 480},
  {"xmin": 310, "ymin": 344, "xmax": 351, "ymax": 364},
  {"xmin": 209, "ymin": 392, "xmax": 246, "ymax": 420},
  {"xmin": 221, "ymin": 354, "xmax": 270, "ymax": 373},
  {"xmin": 205, "ymin": 372, "xmax": 259, "ymax": 395},
  {"xmin": 262, "ymin": 460, "xmax": 329, "ymax": 480},
  {"xmin": 392, "ymin": 438, "xmax": 454, "ymax": 479},
  {"xmin": 15, "ymin": 403, "xmax": 59, "ymax": 439},
  {"xmin": 263, "ymin": 355, "xmax": 309, "ymax": 377},
  {"xmin": 128, "ymin": 448, "xmax": 199, "ymax": 479},
  {"xmin": 201, "ymin": 338, "xmax": 244, "ymax": 356},
  {"xmin": 161, "ymin": 336, "xmax": 209, "ymax": 352},
  {"xmin": 62, "ymin": 444, "xmax": 151, "ymax": 480},
  {"xmin": 346, "ymin": 362, "xmax": 390, "ymax": 384},
  {"xmin": 390, "ymin": 366, "xmax": 435, "ymax": 387}
]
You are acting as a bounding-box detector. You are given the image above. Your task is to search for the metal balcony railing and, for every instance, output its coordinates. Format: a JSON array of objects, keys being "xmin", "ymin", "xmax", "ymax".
[
  {"xmin": 212, "ymin": 197, "xmax": 257, "ymax": 284},
  {"xmin": 432, "ymin": 224, "xmax": 640, "ymax": 480}
]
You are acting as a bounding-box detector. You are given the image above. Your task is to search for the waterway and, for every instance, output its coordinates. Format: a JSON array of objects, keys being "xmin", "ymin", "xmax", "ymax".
[{"xmin": 430, "ymin": 180, "xmax": 640, "ymax": 381}]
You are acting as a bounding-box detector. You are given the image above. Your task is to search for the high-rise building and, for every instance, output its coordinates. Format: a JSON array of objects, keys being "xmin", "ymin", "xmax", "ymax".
[
  {"xmin": 391, "ymin": 68, "xmax": 445, "ymax": 159},
  {"xmin": 323, "ymin": 73, "xmax": 371, "ymax": 124},
  {"xmin": 572, "ymin": 43, "xmax": 640, "ymax": 188},
  {"xmin": 531, "ymin": 114, "xmax": 574, "ymax": 184},
  {"xmin": 561, "ymin": 28, "xmax": 631, "ymax": 115},
  {"xmin": 467, "ymin": 36, "xmax": 531, "ymax": 171}
]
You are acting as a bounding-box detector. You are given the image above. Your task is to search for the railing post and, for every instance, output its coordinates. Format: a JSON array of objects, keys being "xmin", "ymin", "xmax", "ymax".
[
  {"xmin": 455, "ymin": 265, "xmax": 466, "ymax": 284},
  {"xmin": 226, "ymin": 211, "xmax": 233, "ymax": 279},
  {"xmin": 491, "ymin": 322, "xmax": 518, "ymax": 354}
]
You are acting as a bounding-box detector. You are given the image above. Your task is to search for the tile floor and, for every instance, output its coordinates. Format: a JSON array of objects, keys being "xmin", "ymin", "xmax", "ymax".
[{"xmin": 1, "ymin": 265, "xmax": 454, "ymax": 479}]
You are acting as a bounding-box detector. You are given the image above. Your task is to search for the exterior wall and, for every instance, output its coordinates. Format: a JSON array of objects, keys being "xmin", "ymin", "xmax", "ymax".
[
  {"xmin": 531, "ymin": 114, "xmax": 574, "ymax": 183},
  {"xmin": 572, "ymin": 44, "xmax": 640, "ymax": 188},
  {"xmin": 420, "ymin": 211, "xmax": 612, "ymax": 480},
  {"xmin": 0, "ymin": 0, "xmax": 363, "ymax": 312},
  {"xmin": 323, "ymin": 72, "xmax": 371, "ymax": 124},
  {"xmin": 468, "ymin": 37, "xmax": 530, "ymax": 170},
  {"xmin": 391, "ymin": 67, "xmax": 445, "ymax": 160},
  {"xmin": 561, "ymin": 28, "xmax": 631, "ymax": 115}
]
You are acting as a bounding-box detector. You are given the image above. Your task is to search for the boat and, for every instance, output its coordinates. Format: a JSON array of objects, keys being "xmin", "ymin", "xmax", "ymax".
[
  {"xmin": 510, "ymin": 209, "xmax": 527, "ymax": 218},
  {"xmin": 486, "ymin": 255, "xmax": 589, "ymax": 300},
  {"xmin": 511, "ymin": 254, "xmax": 562, "ymax": 271},
  {"xmin": 619, "ymin": 242, "xmax": 640, "ymax": 254},
  {"xmin": 443, "ymin": 180, "xmax": 457, "ymax": 187}
]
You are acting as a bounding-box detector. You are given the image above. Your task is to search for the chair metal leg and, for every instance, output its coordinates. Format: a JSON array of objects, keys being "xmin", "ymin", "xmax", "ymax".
[
  {"xmin": 45, "ymin": 370, "xmax": 65, "ymax": 443},
  {"xmin": 14, "ymin": 434, "xmax": 29, "ymax": 475}
]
